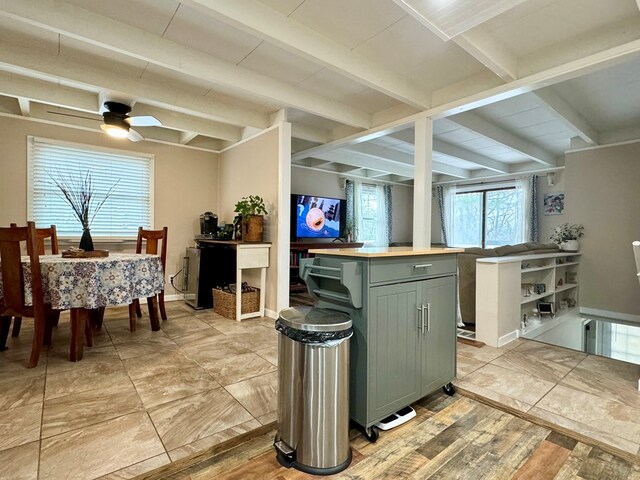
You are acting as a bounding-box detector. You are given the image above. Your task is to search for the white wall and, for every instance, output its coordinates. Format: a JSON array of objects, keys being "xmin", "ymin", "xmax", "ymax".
[
  {"xmin": 291, "ymin": 167, "xmax": 414, "ymax": 243},
  {"xmin": 218, "ymin": 126, "xmax": 289, "ymax": 315}
]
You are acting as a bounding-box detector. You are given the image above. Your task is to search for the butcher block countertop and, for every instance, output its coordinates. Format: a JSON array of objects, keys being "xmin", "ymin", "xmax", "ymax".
[{"xmin": 308, "ymin": 246, "xmax": 463, "ymax": 258}]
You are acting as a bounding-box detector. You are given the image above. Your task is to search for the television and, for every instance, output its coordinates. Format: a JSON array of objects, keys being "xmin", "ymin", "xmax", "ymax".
[{"xmin": 291, "ymin": 194, "xmax": 344, "ymax": 240}]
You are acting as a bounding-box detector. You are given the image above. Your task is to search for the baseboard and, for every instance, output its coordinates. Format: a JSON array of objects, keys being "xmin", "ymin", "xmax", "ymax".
[
  {"xmin": 265, "ymin": 308, "xmax": 278, "ymax": 319},
  {"xmin": 498, "ymin": 330, "xmax": 519, "ymax": 347},
  {"xmin": 164, "ymin": 294, "xmax": 183, "ymax": 302},
  {"xmin": 579, "ymin": 307, "xmax": 640, "ymax": 323}
]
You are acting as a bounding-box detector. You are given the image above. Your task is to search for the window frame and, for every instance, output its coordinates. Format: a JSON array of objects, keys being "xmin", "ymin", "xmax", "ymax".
[
  {"xmin": 453, "ymin": 182, "xmax": 517, "ymax": 249},
  {"xmin": 27, "ymin": 136, "xmax": 155, "ymax": 242}
]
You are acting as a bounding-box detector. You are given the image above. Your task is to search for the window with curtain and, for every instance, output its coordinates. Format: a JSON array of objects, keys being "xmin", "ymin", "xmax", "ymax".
[
  {"xmin": 28, "ymin": 136, "xmax": 153, "ymax": 239},
  {"xmin": 353, "ymin": 182, "xmax": 390, "ymax": 247},
  {"xmin": 450, "ymin": 183, "xmax": 522, "ymax": 248}
]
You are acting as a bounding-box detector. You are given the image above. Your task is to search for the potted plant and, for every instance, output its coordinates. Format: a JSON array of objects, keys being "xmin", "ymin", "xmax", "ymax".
[
  {"xmin": 344, "ymin": 220, "xmax": 354, "ymax": 243},
  {"xmin": 234, "ymin": 195, "xmax": 268, "ymax": 242},
  {"xmin": 550, "ymin": 223, "xmax": 584, "ymax": 251}
]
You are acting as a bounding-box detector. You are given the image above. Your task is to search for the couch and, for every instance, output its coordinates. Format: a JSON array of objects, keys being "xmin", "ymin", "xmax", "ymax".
[{"xmin": 458, "ymin": 242, "xmax": 560, "ymax": 325}]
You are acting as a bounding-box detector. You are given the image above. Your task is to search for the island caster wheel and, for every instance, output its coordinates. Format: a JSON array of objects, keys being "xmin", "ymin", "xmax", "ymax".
[
  {"xmin": 442, "ymin": 383, "xmax": 456, "ymax": 396},
  {"xmin": 364, "ymin": 426, "xmax": 379, "ymax": 443}
]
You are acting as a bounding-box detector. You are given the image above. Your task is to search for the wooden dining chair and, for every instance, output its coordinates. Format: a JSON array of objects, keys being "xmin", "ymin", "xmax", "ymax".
[
  {"xmin": 9, "ymin": 223, "xmax": 59, "ymax": 338},
  {"xmin": 0, "ymin": 222, "xmax": 51, "ymax": 368},
  {"xmin": 129, "ymin": 226, "xmax": 168, "ymax": 331}
]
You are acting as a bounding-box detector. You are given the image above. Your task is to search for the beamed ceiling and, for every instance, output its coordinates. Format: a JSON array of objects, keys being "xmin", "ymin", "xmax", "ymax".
[{"xmin": 0, "ymin": 0, "xmax": 639, "ymax": 185}]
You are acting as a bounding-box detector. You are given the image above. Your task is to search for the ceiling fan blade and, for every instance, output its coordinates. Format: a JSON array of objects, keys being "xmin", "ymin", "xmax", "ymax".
[
  {"xmin": 126, "ymin": 115, "xmax": 162, "ymax": 127},
  {"xmin": 127, "ymin": 128, "xmax": 144, "ymax": 142}
]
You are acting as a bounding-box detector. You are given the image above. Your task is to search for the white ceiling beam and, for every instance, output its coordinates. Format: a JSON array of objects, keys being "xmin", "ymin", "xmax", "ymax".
[
  {"xmin": 453, "ymin": 28, "xmax": 518, "ymax": 81},
  {"xmin": 0, "ymin": 69, "xmax": 98, "ymax": 113},
  {"xmin": 309, "ymin": 150, "xmax": 414, "ymax": 178},
  {"xmin": 183, "ymin": 0, "xmax": 430, "ymax": 108},
  {"xmin": 339, "ymin": 144, "xmax": 470, "ymax": 179},
  {"xmin": 179, "ymin": 132, "xmax": 199, "ymax": 145},
  {"xmin": 291, "ymin": 124, "xmax": 331, "ymax": 144},
  {"xmin": 293, "ymin": 39, "xmax": 640, "ymax": 162},
  {"xmin": 0, "ymin": 0, "xmax": 371, "ymax": 129},
  {"xmin": 17, "ymin": 97, "xmax": 30, "ymax": 116},
  {"xmin": 432, "ymin": 139, "xmax": 510, "ymax": 173},
  {"xmin": 448, "ymin": 111, "xmax": 558, "ymax": 166},
  {"xmin": 346, "ymin": 143, "xmax": 414, "ymax": 165},
  {"xmin": 533, "ymin": 88, "xmax": 600, "ymax": 145},
  {"xmin": 132, "ymin": 104, "xmax": 242, "ymax": 142},
  {"xmin": 391, "ymin": 0, "xmax": 528, "ymax": 40},
  {"xmin": 0, "ymin": 46, "xmax": 270, "ymax": 129}
]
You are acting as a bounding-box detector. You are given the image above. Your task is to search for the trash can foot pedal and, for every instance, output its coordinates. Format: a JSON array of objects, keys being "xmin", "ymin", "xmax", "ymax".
[
  {"xmin": 274, "ymin": 440, "xmax": 295, "ymax": 467},
  {"xmin": 374, "ymin": 405, "xmax": 416, "ymax": 431}
]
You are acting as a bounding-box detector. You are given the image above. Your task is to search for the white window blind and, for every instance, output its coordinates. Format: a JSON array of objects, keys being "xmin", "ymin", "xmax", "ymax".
[{"xmin": 28, "ymin": 136, "xmax": 153, "ymax": 239}]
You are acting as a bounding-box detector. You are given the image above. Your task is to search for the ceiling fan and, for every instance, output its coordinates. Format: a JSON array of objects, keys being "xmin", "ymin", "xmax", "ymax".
[
  {"xmin": 46, "ymin": 101, "xmax": 162, "ymax": 142},
  {"xmin": 99, "ymin": 101, "xmax": 162, "ymax": 141}
]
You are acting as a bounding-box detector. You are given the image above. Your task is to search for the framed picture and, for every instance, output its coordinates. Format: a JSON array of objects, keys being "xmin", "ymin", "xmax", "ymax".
[
  {"xmin": 538, "ymin": 301, "xmax": 555, "ymax": 317},
  {"xmin": 543, "ymin": 193, "xmax": 564, "ymax": 215}
]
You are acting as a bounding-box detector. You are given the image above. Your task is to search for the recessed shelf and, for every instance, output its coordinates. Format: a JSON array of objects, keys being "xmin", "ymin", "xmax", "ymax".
[
  {"xmin": 555, "ymin": 283, "xmax": 578, "ymax": 293},
  {"xmin": 555, "ymin": 262, "xmax": 580, "ymax": 267},
  {"xmin": 521, "ymin": 291, "xmax": 555, "ymax": 304},
  {"xmin": 521, "ymin": 265, "xmax": 555, "ymax": 273}
]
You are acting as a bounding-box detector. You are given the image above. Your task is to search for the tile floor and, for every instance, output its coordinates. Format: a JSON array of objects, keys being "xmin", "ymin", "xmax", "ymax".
[
  {"xmin": 2, "ymin": 303, "xmax": 639, "ymax": 479},
  {"xmin": 0, "ymin": 302, "xmax": 278, "ymax": 480},
  {"xmin": 455, "ymin": 338, "xmax": 640, "ymax": 458}
]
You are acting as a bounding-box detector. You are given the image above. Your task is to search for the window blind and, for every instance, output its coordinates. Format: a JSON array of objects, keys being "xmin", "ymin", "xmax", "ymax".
[{"xmin": 28, "ymin": 136, "xmax": 153, "ymax": 239}]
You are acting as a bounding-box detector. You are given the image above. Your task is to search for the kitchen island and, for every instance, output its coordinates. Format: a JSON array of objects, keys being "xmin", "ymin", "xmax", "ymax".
[{"xmin": 301, "ymin": 246, "xmax": 462, "ymax": 441}]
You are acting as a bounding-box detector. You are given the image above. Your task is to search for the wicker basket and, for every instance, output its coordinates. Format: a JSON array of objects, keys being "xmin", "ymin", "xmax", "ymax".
[{"xmin": 213, "ymin": 287, "xmax": 259, "ymax": 320}]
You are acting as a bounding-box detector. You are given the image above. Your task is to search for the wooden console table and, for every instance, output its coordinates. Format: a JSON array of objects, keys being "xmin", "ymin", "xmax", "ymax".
[{"xmin": 196, "ymin": 239, "xmax": 270, "ymax": 321}]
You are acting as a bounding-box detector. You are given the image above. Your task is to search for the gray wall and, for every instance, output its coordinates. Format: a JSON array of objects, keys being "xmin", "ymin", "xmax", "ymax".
[
  {"xmin": 290, "ymin": 167, "xmax": 414, "ymax": 243},
  {"xmin": 561, "ymin": 143, "xmax": 640, "ymax": 319}
]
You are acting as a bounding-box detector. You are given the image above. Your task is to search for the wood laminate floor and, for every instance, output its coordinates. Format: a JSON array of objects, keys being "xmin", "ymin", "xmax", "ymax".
[{"xmin": 152, "ymin": 393, "xmax": 640, "ymax": 480}]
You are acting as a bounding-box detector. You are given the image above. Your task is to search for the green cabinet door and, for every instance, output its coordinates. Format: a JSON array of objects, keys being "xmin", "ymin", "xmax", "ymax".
[
  {"xmin": 419, "ymin": 276, "xmax": 457, "ymax": 396},
  {"xmin": 368, "ymin": 282, "xmax": 422, "ymax": 420}
]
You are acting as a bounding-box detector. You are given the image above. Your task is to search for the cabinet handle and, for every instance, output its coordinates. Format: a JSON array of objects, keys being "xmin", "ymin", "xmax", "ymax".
[
  {"xmin": 425, "ymin": 303, "xmax": 431, "ymax": 333},
  {"xmin": 413, "ymin": 264, "xmax": 433, "ymax": 269},
  {"xmin": 417, "ymin": 306, "xmax": 423, "ymax": 332}
]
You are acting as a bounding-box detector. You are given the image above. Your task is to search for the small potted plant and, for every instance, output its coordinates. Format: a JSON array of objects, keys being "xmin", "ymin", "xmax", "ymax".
[
  {"xmin": 550, "ymin": 223, "xmax": 584, "ymax": 251},
  {"xmin": 234, "ymin": 195, "xmax": 268, "ymax": 242}
]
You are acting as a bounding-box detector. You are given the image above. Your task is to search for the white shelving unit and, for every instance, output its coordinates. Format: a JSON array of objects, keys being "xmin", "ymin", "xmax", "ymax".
[{"xmin": 475, "ymin": 252, "xmax": 581, "ymax": 347}]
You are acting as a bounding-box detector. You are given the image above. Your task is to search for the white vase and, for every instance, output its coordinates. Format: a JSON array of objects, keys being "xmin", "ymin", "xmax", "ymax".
[{"xmin": 560, "ymin": 239, "xmax": 579, "ymax": 251}]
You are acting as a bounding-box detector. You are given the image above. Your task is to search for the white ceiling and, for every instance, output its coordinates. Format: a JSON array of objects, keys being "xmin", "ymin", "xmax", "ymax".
[{"xmin": 0, "ymin": 0, "xmax": 639, "ymax": 185}]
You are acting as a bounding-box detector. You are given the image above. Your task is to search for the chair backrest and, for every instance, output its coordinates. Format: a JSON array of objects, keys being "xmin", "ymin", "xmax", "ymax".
[
  {"xmin": 633, "ymin": 241, "xmax": 640, "ymax": 286},
  {"xmin": 136, "ymin": 227, "xmax": 168, "ymax": 270},
  {"xmin": 0, "ymin": 222, "xmax": 46, "ymax": 318},
  {"xmin": 10, "ymin": 223, "xmax": 59, "ymax": 255}
]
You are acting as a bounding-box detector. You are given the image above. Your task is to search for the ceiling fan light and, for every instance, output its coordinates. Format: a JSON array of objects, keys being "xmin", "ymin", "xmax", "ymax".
[{"xmin": 100, "ymin": 123, "xmax": 129, "ymax": 138}]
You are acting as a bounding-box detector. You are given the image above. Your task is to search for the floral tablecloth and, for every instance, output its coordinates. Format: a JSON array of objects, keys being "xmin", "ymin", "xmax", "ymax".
[{"xmin": 0, "ymin": 253, "xmax": 165, "ymax": 310}]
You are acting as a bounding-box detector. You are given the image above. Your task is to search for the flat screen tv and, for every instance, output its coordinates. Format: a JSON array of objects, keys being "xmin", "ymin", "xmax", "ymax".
[{"xmin": 292, "ymin": 194, "xmax": 344, "ymax": 239}]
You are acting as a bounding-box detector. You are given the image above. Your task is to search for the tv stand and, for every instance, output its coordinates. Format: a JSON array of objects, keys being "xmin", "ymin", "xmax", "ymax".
[{"xmin": 290, "ymin": 242, "xmax": 364, "ymax": 293}]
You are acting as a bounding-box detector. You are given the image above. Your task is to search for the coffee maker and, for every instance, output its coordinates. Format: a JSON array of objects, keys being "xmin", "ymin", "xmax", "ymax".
[{"xmin": 200, "ymin": 211, "xmax": 218, "ymax": 237}]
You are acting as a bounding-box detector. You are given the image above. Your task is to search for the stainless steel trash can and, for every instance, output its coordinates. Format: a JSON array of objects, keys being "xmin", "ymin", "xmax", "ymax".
[{"xmin": 274, "ymin": 306, "xmax": 353, "ymax": 475}]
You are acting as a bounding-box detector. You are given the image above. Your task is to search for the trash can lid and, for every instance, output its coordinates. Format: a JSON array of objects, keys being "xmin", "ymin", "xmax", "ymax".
[{"xmin": 278, "ymin": 306, "xmax": 351, "ymax": 332}]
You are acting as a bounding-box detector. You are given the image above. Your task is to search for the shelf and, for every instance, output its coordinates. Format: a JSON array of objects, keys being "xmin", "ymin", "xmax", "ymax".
[
  {"xmin": 555, "ymin": 261, "xmax": 580, "ymax": 267},
  {"xmin": 521, "ymin": 291, "xmax": 554, "ymax": 304},
  {"xmin": 555, "ymin": 283, "xmax": 578, "ymax": 293},
  {"xmin": 521, "ymin": 265, "xmax": 554, "ymax": 273}
]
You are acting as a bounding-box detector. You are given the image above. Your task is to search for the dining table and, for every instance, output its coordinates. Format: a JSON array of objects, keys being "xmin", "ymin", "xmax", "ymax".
[{"xmin": 0, "ymin": 252, "xmax": 165, "ymax": 361}]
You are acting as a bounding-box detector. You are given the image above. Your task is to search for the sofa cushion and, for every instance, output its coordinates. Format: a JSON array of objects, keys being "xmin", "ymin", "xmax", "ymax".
[
  {"xmin": 464, "ymin": 247, "xmax": 496, "ymax": 256},
  {"xmin": 493, "ymin": 244, "xmax": 529, "ymax": 256}
]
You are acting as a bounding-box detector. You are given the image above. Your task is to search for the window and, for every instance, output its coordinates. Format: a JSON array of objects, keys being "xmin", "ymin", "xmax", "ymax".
[
  {"xmin": 354, "ymin": 182, "xmax": 389, "ymax": 247},
  {"xmin": 359, "ymin": 184, "xmax": 379, "ymax": 244},
  {"xmin": 451, "ymin": 185, "xmax": 520, "ymax": 248},
  {"xmin": 28, "ymin": 137, "xmax": 153, "ymax": 239}
]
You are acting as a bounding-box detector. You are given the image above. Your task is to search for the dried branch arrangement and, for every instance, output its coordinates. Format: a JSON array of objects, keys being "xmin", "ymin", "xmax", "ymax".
[{"xmin": 48, "ymin": 170, "xmax": 120, "ymax": 229}]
